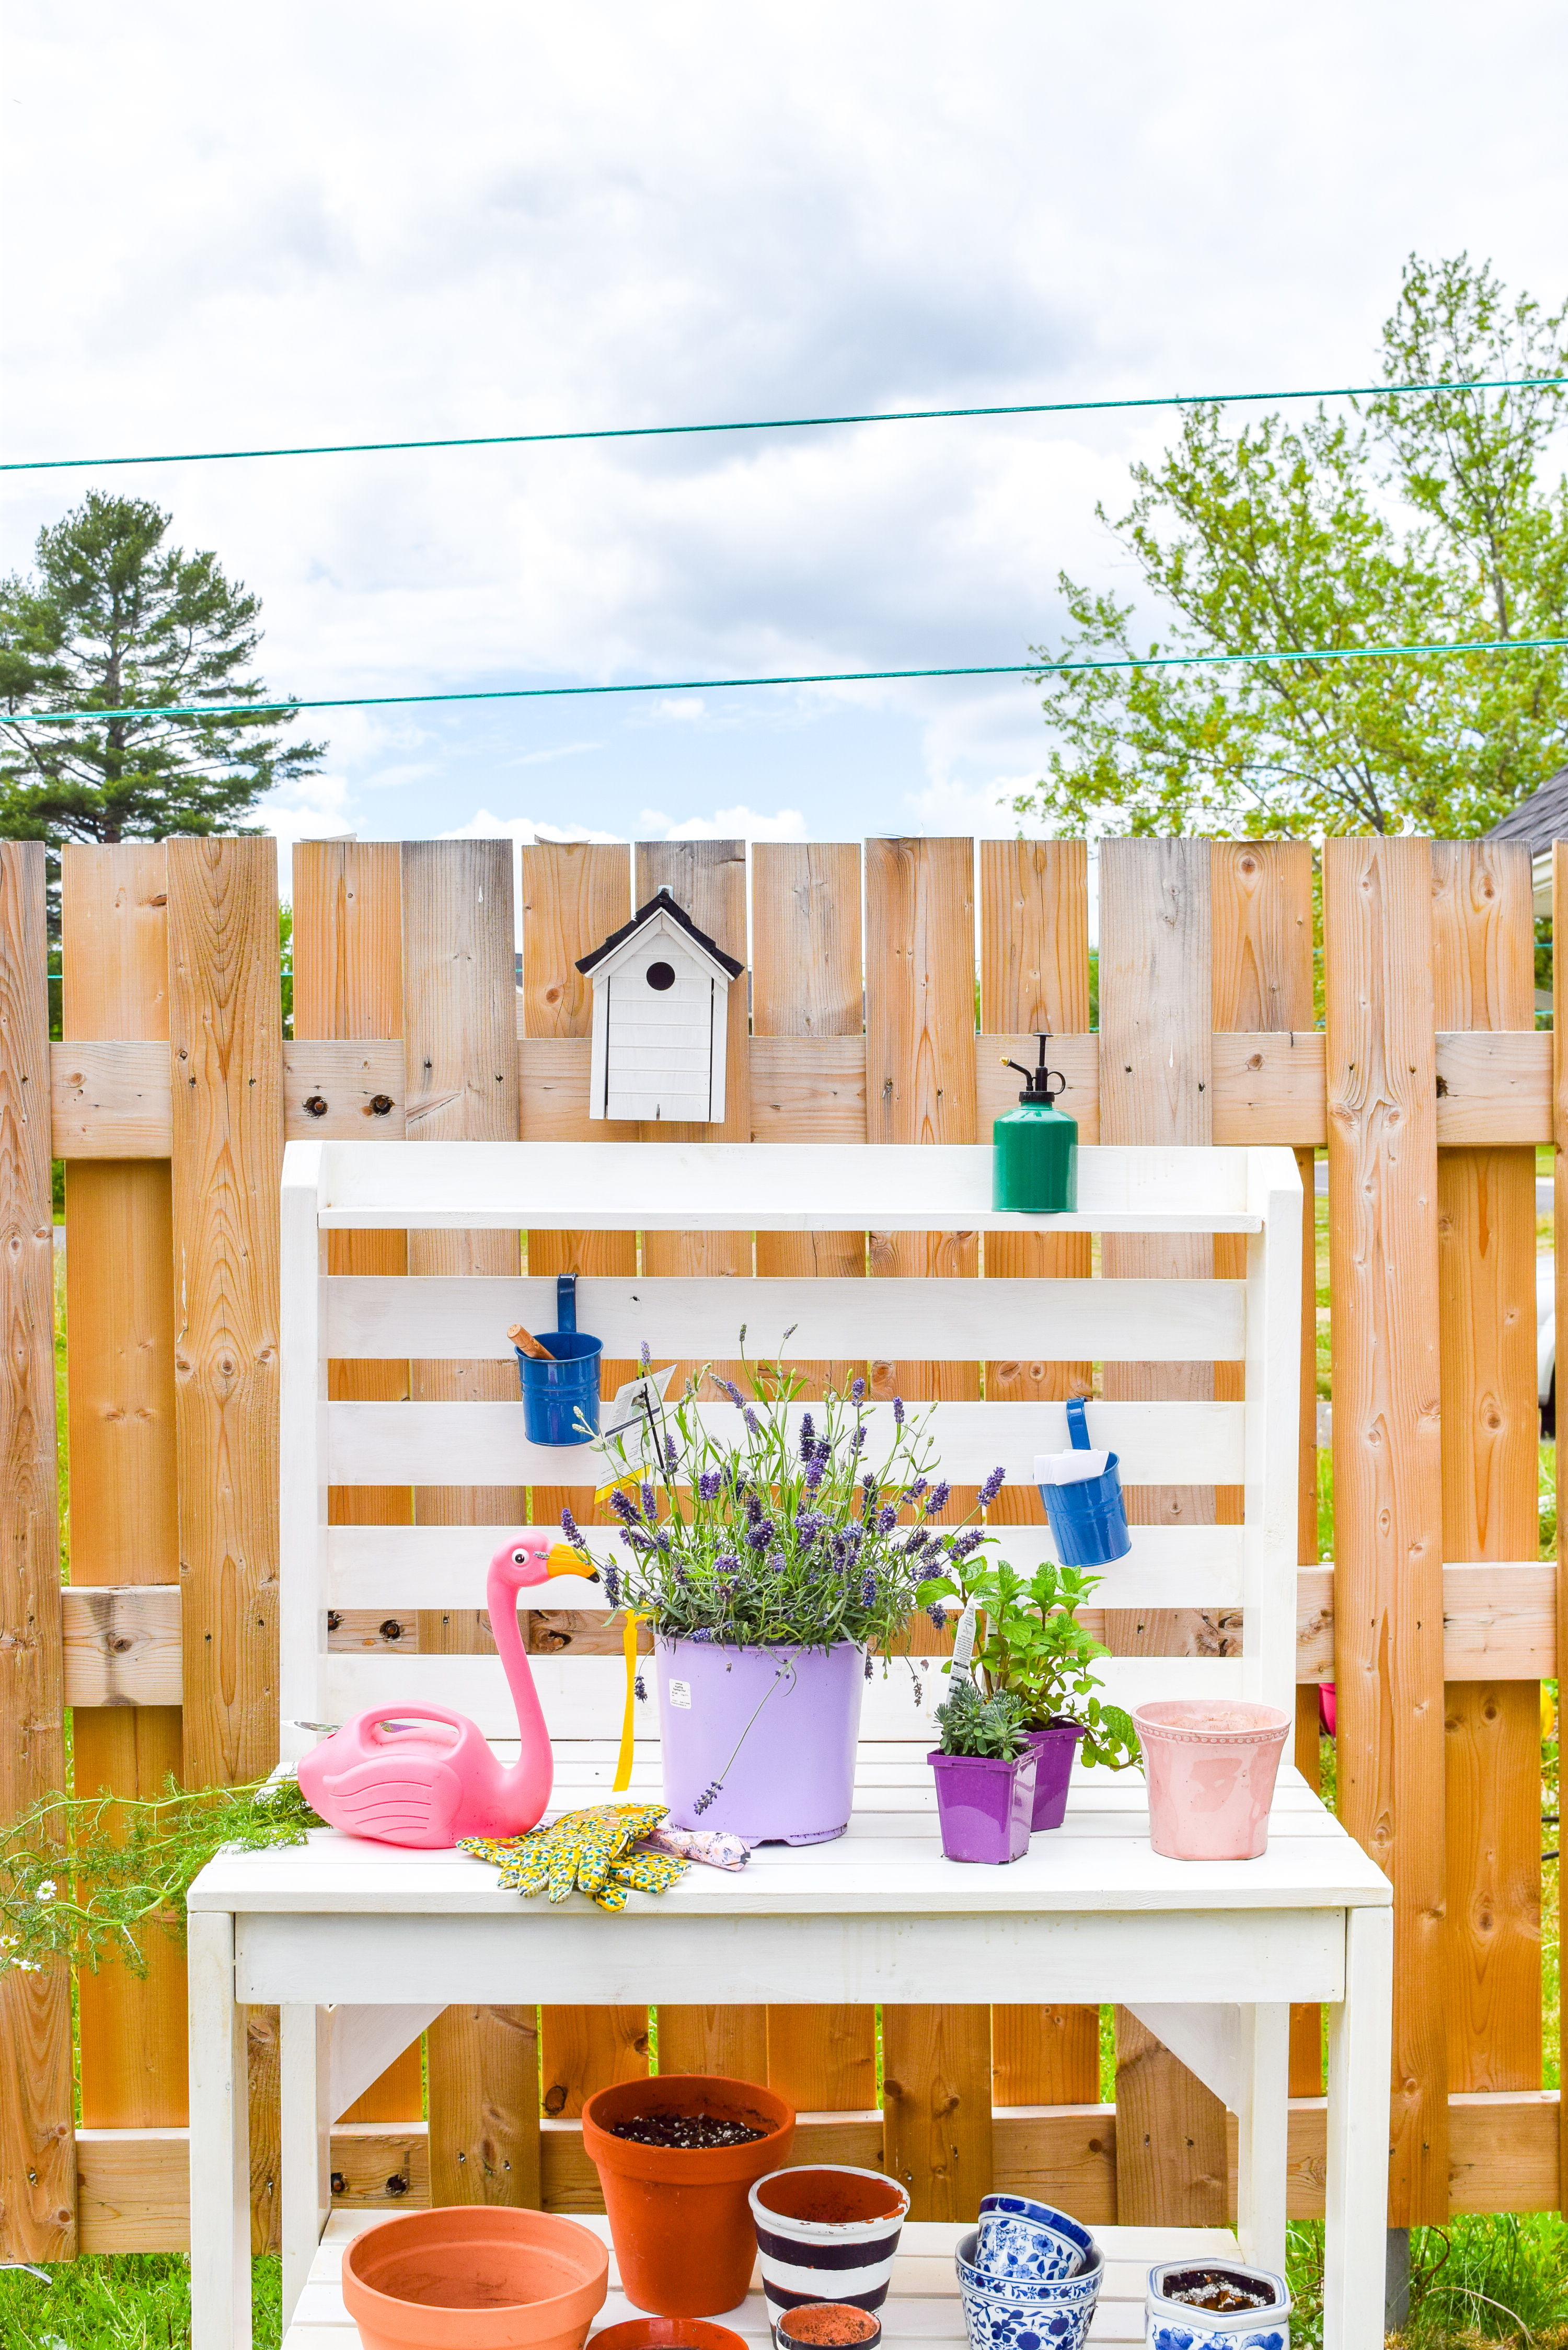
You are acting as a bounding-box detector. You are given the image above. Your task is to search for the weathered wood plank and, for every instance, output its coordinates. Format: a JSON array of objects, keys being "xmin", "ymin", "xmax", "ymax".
[
  {"xmin": 882, "ymin": 2005, "xmax": 994, "ymax": 2224},
  {"xmin": 1099, "ymin": 835, "xmax": 1227, "ymax": 2232},
  {"xmin": 167, "ymin": 838, "xmax": 284, "ymax": 1790},
  {"xmin": 400, "ymin": 839, "xmax": 537, "ymax": 2196},
  {"xmin": 520, "ymin": 842, "xmax": 647, "ymax": 2118},
  {"xmin": 980, "ymin": 838, "xmax": 1098, "ymax": 2109},
  {"xmin": 1432, "ymin": 839, "xmax": 1542, "ymax": 2100},
  {"xmin": 1553, "ymin": 838, "xmax": 1568, "ymax": 2214},
  {"xmin": 751, "ymin": 842, "xmax": 874, "ymax": 2113},
  {"xmin": 50, "ymin": 1038, "xmax": 172, "ymax": 1155},
  {"xmin": 281, "ymin": 1040, "xmax": 405, "ymax": 1139},
  {"xmin": 293, "ymin": 844, "xmax": 423, "ymax": 2127},
  {"xmin": 0, "ymin": 842, "xmax": 75, "ymax": 2259},
  {"xmin": 1324, "ymin": 834, "xmax": 1447, "ymax": 2227},
  {"xmin": 61, "ymin": 844, "xmax": 190, "ymax": 2143}
]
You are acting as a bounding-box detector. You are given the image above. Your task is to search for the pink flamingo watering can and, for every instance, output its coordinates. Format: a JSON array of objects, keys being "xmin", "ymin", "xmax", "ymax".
[{"xmin": 297, "ymin": 1533, "xmax": 596, "ymax": 1848}]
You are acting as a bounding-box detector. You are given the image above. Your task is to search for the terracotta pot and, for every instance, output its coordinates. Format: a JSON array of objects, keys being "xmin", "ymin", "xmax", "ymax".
[
  {"xmin": 342, "ymin": 2206, "xmax": 608, "ymax": 2350},
  {"xmin": 582, "ymin": 2073, "xmax": 795, "ymax": 2317}
]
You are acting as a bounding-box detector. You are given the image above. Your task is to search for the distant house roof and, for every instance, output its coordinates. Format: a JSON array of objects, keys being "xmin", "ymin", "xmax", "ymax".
[
  {"xmin": 575, "ymin": 887, "xmax": 744, "ymax": 981},
  {"xmin": 1485, "ymin": 762, "xmax": 1568, "ymax": 854}
]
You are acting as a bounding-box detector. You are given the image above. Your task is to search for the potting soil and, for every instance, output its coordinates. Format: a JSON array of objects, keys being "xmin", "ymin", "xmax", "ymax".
[
  {"xmin": 1161, "ymin": 2270, "xmax": 1273, "ymax": 2313},
  {"xmin": 605, "ymin": 2111, "xmax": 768, "ymax": 2150}
]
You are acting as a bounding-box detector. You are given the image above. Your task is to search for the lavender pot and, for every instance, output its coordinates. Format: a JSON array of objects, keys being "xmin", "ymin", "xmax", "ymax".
[
  {"xmin": 929, "ymin": 1747, "xmax": 1037, "ymax": 1864},
  {"xmin": 654, "ymin": 1637, "xmax": 866, "ymax": 1845},
  {"xmin": 1023, "ymin": 1721, "xmax": 1085, "ymax": 1831}
]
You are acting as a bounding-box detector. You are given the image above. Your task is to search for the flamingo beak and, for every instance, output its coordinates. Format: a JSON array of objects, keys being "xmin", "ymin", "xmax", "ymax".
[{"xmin": 547, "ymin": 1545, "xmax": 598, "ymax": 1582}]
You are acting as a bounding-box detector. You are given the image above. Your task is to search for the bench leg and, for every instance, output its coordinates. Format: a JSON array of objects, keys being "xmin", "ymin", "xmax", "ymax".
[
  {"xmin": 189, "ymin": 1911, "xmax": 250, "ymax": 2350},
  {"xmin": 1323, "ymin": 1906, "xmax": 1393, "ymax": 2350},
  {"xmin": 281, "ymin": 2005, "xmax": 335, "ymax": 2330},
  {"xmin": 1234, "ymin": 2002, "xmax": 1289, "ymax": 2278}
]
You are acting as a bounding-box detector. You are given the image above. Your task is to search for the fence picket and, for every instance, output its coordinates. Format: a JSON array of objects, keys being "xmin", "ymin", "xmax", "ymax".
[
  {"xmin": 1099, "ymin": 838, "xmax": 1228, "ymax": 2228},
  {"xmin": 1431, "ymin": 842, "xmax": 1541, "ymax": 2093},
  {"xmin": 979, "ymin": 838, "xmax": 1099, "ymax": 2112},
  {"xmin": 400, "ymin": 842, "xmax": 539, "ymax": 2207},
  {"xmin": 291, "ymin": 842, "xmax": 423, "ymax": 2129},
  {"xmin": 751, "ymin": 842, "xmax": 878, "ymax": 2117},
  {"xmin": 62, "ymin": 845, "xmax": 188, "ymax": 2137},
  {"xmin": 864, "ymin": 837, "xmax": 991, "ymax": 2214},
  {"xmin": 519, "ymin": 842, "xmax": 650, "ymax": 2122},
  {"xmin": 0, "ymin": 843, "xmax": 74, "ymax": 2260},
  {"xmin": 1325, "ymin": 836, "xmax": 1448, "ymax": 2226}
]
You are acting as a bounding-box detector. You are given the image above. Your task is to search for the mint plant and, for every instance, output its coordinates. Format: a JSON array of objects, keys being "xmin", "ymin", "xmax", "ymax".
[{"xmin": 918, "ymin": 1557, "xmax": 1139, "ymax": 1770}]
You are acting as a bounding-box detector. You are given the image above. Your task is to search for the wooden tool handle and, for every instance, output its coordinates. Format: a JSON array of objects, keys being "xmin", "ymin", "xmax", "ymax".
[{"xmin": 508, "ymin": 1323, "xmax": 552, "ymax": 1361}]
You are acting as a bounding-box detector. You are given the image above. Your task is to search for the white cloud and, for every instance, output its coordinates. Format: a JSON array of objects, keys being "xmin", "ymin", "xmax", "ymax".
[
  {"xmin": 901, "ymin": 772, "xmax": 1028, "ymax": 839},
  {"xmin": 639, "ymin": 804, "xmax": 810, "ymax": 842},
  {"xmin": 439, "ymin": 807, "xmax": 624, "ymax": 846},
  {"xmin": 256, "ymin": 769, "xmax": 356, "ymax": 858}
]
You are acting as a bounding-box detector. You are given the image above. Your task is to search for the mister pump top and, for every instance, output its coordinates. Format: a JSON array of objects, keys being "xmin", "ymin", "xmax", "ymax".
[
  {"xmin": 1004, "ymin": 1033, "xmax": 1068, "ymax": 1107},
  {"xmin": 991, "ymin": 1032, "xmax": 1077, "ymax": 1214}
]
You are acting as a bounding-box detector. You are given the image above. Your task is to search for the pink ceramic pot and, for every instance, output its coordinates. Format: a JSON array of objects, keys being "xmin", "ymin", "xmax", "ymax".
[{"xmin": 1134, "ymin": 1699, "xmax": 1291, "ymax": 1860}]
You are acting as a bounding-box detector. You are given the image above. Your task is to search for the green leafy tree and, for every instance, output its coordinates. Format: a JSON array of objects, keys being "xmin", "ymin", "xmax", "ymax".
[
  {"xmin": 0, "ymin": 492, "xmax": 324, "ymax": 856},
  {"xmin": 1016, "ymin": 255, "xmax": 1568, "ymax": 838}
]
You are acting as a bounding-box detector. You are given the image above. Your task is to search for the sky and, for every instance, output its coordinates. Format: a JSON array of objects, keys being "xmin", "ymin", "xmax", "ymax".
[{"xmin": 5, "ymin": 0, "xmax": 1568, "ymax": 876}]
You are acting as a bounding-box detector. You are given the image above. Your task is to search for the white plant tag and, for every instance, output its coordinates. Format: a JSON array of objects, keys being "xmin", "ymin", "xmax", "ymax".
[
  {"xmin": 951, "ymin": 1594, "xmax": 980, "ymax": 1672},
  {"xmin": 668, "ymin": 1679, "xmax": 693, "ymax": 1710}
]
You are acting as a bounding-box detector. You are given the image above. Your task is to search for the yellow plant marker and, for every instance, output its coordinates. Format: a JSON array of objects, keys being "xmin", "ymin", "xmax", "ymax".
[{"xmin": 613, "ymin": 1610, "xmax": 649, "ymax": 1793}]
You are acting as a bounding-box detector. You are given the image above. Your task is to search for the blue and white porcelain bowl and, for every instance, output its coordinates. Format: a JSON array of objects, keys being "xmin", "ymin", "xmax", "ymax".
[
  {"xmin": 956, "ymin": 2229, "xmax": 1104, "ymax": 2350},
  {"xmin": 1146, "ymin": 2258, "xmax": 1292, "ymax": 2350},
  {"xmin": 974, "ymin": 2195, "xmax": 1096, "ymax": 2285}
]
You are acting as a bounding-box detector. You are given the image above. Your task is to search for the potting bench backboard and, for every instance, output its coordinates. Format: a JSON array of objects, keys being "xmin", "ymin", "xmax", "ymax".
[{"xmin": 279, "ymin": 1137, "xmax": 1303, "ymax": 1759}]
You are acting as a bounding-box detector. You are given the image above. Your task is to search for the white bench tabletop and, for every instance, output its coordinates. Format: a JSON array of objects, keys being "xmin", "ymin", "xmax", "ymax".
[{"xmin": 192, "ymin": 1760, "xmax": 1389, "ymax": 1915}]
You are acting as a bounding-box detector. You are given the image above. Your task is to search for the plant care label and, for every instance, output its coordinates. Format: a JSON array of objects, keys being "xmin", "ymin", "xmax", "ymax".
[
  {"xmin": 952, "ymin": 1594, "xmax": 980, "ymax": 1671},
  {"xmin": 668, "ymin": 1679, "xmax": 693, "ymax": 1709}
]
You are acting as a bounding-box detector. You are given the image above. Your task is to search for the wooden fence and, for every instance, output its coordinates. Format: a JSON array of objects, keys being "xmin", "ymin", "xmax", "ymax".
[{"xmin": 0, "ymin": 830, "xmax": 1561, "ymax": 2261}]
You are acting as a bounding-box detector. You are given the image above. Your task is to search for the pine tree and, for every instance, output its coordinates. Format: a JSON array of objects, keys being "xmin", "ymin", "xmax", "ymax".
[{"xmin": 0, "ymin": 492, "xmax": 324, "ymax": 854}]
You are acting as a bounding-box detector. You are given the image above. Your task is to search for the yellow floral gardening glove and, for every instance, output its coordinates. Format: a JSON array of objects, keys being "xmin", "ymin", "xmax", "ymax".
[{"xmin": 463, "ymin": 1802, "xmax": 685, "ymax": 1913}]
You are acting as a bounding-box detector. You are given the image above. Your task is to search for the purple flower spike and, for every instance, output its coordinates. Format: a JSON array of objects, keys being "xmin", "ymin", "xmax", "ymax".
[
  {"xmin": 861, "ymin": 1570, "xmax": 877, "ymax": 1606},
  {"xmin": 893, "ymin": 1397, "xmax": 905, "ymax": 1426},
  {"xmin": 559, "ymin": 1506, "xmax": 581, "ymax": 1544},
  {"xmin": 979, "ymin": 1464, "xmax": 1007, "ymax": 1506},
  {"xmin": 925, "ymin": 1480, "xmax": 951, "ymax": 1516},
  {"xmin": 640, "ymin": 1481, "xmax": 657, "ymax": 1521},
  {"xmin": 800, "ymin": 1412, "xmax": 815, "ymax": 1457},
  {"xmin": 699, "ymin": 1468, "xmax": 722, "ymax": 1503},
  {"xmin": 640, "ymin": 1340, "xmax": 652, "ymax": 1370},
  {"xmin": 876, "ymin": 1504, "xmax": 898, "ymax": 1534},
  {"xmin": 603, "ymin": 1563, "xmax": 622, "ymax": 1607},
  {"xmin": 863, "ymin": 1653, "xmax": 874, "ymax": 1680},
  {"xmin": 744, "ymin": 1407, "xmax": 763, "ymax": 1436},
  {"xmin": 850, "ymin": 1376, "xmax": 867, "ymax": 1403}
]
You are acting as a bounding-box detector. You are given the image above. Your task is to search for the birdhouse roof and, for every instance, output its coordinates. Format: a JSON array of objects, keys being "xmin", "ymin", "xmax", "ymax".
[{"xmin": 575, "ymin": 889, "xmax": 744, "ymax": 982}]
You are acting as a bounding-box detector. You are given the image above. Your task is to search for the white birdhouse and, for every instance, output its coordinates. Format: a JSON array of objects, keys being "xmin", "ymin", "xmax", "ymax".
[{"xmin": 576, "ymin": 889, "xmax": 744, "ymax": 1123}]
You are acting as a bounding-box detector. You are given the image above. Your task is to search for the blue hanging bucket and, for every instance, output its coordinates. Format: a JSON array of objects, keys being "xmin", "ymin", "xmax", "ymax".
[
  {"xmin": 1039, "ymin": 1396, "xmax": 1132, "ymax": 1566},
  {"xmin": 516, "ymin": 1274, "xmax": 603, "ymax": 1446}
]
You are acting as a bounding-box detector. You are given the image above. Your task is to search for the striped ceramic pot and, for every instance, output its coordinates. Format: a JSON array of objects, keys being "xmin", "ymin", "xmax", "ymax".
[{"xmin": 749, "ymin": 2166, "xmax": 910, "ymax": 2332}]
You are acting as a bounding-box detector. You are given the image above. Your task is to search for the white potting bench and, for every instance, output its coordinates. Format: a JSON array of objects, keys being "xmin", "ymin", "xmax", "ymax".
[{"xmin": 187, "ymin": 1139, "xmax": 1392, "ymax": 2350}]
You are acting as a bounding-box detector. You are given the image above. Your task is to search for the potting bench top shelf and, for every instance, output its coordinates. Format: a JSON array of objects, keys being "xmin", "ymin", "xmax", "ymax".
[
  {"xmin": 305, "ymin": 1138, "xmax": 1272, "ymax": 1231},
  {"xmin": 283, "ymin": 2211, "xmax": 1248, "ymax": 2350}
]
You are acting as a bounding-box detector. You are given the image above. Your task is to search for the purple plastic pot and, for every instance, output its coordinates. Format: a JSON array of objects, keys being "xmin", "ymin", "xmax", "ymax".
[
  {"xmin": 928, "ymin": 1746, "xmax": 1037, "ymax": 1864},
  {"xmin": 1023, "ymin": 1720, "xmax": 1085, "ymax": 1830},
  {"xmin": 654, "ymin": 1637, "xmax": 865, "ymax": 1845}
]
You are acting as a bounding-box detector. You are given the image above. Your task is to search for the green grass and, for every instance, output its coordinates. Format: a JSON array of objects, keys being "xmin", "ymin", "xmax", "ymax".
[{"xmin": 0, "ymin": 2255, "xmax": 280, "ymax": 2350}]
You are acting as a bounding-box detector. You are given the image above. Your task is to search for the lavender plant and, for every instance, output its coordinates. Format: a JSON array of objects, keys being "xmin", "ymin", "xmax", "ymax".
[{"xmin": 556, "ymin": 1339, "xmax": 1006, "ymax": 1656}]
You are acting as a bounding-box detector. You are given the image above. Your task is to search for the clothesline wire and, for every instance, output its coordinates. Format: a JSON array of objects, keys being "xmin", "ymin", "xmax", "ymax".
[
  {"xmin": 3, "ymin": 375, "xmax": 1565, "ymax": 476},
  {"xmin": 9, "ymin": 630, "xmax": 1568, "ymax": 727}
]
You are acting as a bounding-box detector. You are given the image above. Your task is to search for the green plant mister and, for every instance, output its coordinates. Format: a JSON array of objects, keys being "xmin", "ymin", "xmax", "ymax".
[{"xmin": 991, "ymin": 1033, "xmax": 1077, "ymax": 1214}]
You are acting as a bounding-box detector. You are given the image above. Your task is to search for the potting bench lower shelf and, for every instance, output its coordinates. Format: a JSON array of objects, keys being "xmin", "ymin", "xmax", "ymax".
[{"xmin": 283, "ymin": 2211, "xmax": 1250, "ymax": 2350}]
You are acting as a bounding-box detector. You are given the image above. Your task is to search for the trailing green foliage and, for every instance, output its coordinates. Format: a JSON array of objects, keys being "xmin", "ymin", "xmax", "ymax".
[
  {"xmin": 917, "ymin": 1557, "xmax": 1139, "ymax": 1769},
  {"xmin": 0, "ymin": 1777, "xmax": 319, "ymax": 1980},
  {"xmin": 933, "ymin": 1677, "xmax": 1031, "ymax": 1760},
  {"xmin": 1017, "ymin": 254, "xmax": 1568, "ymax": 840}
]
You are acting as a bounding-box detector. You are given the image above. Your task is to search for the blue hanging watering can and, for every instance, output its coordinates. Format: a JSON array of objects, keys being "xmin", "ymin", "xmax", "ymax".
[
  {"xmin": 515, "ymin": 1274, "xmax": 603, "ymax": 1446},
  {"xmin": 1037, "ymin": 1396, "xmax": 1132, "ymax": 1566}
]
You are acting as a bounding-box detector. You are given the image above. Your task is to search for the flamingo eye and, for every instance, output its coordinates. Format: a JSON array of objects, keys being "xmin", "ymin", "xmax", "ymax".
[{"xmin": 513, "ymin": 1550, "xmax": 527, "ymax": 1564}]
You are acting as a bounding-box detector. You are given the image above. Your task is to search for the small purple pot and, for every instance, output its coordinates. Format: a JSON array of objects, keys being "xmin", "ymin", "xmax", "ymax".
[
  {"xmin": 929, "ymin": 1746, "xmax": 1037, "ymax": 1864},
  {"xmin": 1023, "ymin": 1720, "xmax": 1085, "ymax": 1830}
]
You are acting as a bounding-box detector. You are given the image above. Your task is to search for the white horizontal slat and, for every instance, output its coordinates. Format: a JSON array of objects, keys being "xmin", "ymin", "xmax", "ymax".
[
  {"xmin": 324, "ymin": 1519, "xmax": 1246, "ymax": 1611},
  {"xmin": 321, "ymin": 1275, "xmax": 1246, "ymax": 1365},
  {"xmin": 325, "ymin": 1398, "xmax": 1247, "ymax": 1488},
  {"xmin": 309, "ymin": 1139, "xmax": 1264, "ymax": 1232},
  {"xmin": 319, "ymin": 1650, "xmax": 1244, "ymax": 1742}
]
